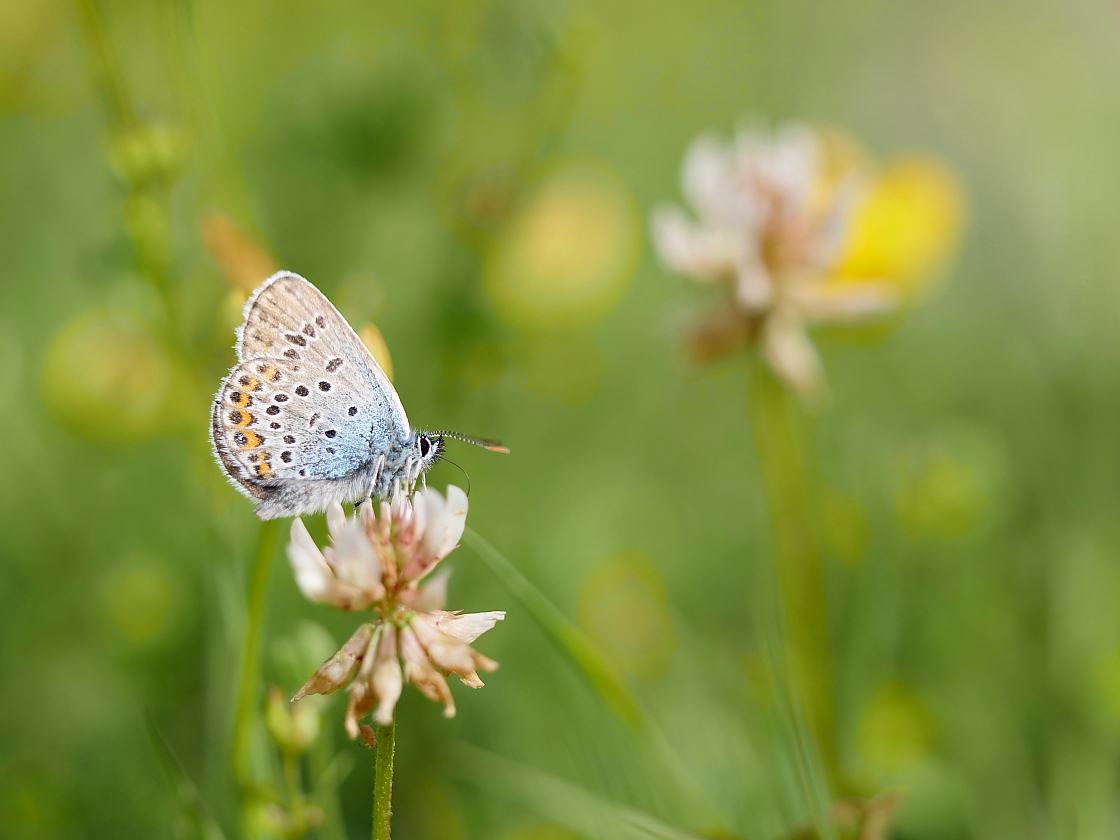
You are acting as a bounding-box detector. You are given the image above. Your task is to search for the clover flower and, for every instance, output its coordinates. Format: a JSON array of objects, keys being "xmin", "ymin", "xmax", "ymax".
[
  {"xmin": 652, "ymin": 121, "xmax": 961, "ymax": 401},
  {"xmin": 287, "ymin": 485, "xmax": 504, "ymax": 736}
]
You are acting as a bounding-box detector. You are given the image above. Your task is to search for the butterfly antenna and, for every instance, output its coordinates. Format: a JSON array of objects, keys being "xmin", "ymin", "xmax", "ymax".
[
  {"xmin": 433, "ymin": 431, "xmax": 510, "ymax": 454},
  {"xmin": 440, "ymin": 455, "xmax": 471, "ymax": 496}
]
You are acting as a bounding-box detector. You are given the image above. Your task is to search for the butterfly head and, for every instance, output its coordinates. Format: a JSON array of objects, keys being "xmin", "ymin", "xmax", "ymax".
[{"xmin": 415, "ymin": 432, "xmax": 446, "ymax": 474}]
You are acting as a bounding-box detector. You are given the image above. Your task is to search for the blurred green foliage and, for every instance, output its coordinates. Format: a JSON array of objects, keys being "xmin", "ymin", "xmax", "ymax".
[{"xmin": 3, "ymin": 0, "xmax": 1120, "ymax": 839}]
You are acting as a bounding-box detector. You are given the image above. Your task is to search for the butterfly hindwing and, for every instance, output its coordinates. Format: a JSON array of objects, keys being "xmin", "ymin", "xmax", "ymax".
[{"xmin": 212, "ymin": 355, "xmax": 398, "ymax": 488}]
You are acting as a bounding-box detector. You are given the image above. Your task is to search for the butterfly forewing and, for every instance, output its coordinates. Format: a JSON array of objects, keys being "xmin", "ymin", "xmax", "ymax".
[{"xmin": 237, "ymin": 272, "xmax": 410, "ymax": 439}]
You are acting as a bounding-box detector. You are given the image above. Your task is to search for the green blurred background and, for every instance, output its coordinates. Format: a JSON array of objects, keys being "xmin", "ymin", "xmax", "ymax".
[{"xmin": 3, "ymin": 1, "xmax": 1120, "ymax": 838}]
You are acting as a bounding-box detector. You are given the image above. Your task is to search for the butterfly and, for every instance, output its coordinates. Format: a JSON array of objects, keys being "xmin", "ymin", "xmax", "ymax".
[{"xmin": 211, "ymin": 271, "xmax": 506, "ymax": 519}]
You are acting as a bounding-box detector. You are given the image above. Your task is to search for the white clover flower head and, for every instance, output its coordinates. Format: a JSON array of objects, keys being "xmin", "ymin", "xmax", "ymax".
[
  {"xmin": 652, "ymin": 120, "xmax": 899, "ymax": 402},
  {"xmin": 287, "ymin": 485, "xmax": 504, "ymax": 735}
]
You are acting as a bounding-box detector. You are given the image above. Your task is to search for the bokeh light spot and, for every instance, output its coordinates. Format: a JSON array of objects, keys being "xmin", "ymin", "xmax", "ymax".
[
  {"xmin": 894, "ymin": 453, "xmax": 987, "ymax": 541},
  {"xmin": 578, "ymin": 549, "xmax": 676, "ymax": 680},
  {"xmin": 484, "ymin": 161, "xmax": 639, "ymax": 332},
  {"xmin": 857, "ymin": 679, "xmax": 941, "ymax": 775},
  {"xmin": 103, "ymin": 566, "xmax": 173, "ymax": 645},
  {"xmin": 41, "ymin": 308, "xmax": 170, "ymax": 446}
]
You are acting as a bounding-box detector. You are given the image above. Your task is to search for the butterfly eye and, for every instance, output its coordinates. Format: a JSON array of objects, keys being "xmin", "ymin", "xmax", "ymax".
[{"xmin": 419, "ymin": 436, "xmax": 431, "ymax": 458}]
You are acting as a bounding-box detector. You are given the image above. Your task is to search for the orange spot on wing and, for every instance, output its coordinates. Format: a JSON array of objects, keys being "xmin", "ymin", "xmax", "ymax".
[
  {"xmin": 242, "ymin": 430, "xmax": 263, "ymax": 449},
  {"xmin": 256, "ymin": 458, "xmax": 274, "ymax": 477},
  {"xmin": 231, "ymin": 391, "xmax": 252, "ymax": 407},
  {"xmin": 234, "ymin": 412, "xmax": 254, "ymax": 428}
]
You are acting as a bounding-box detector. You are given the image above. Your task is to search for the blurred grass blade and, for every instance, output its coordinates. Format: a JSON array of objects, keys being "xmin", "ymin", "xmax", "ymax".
[
  {"xmin": 462, "ymin": 527, "xmax": 645, "ymax": 731},
  {"xmin": 765, "ymin": 652, "xmax": 837, "ymax": 840},
  {"xmin": 448, "ymin": 740, "xmax": 710, "ymax": 840},
  {"xmin": 146, "ymin": 714, "xmax": 229, "ymax": 840}
]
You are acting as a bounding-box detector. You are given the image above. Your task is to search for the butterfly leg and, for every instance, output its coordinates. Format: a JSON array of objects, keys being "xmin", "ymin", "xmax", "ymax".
[{"xmin": 367, "ymin": 453, "xmax": 386, "ymax": 500}]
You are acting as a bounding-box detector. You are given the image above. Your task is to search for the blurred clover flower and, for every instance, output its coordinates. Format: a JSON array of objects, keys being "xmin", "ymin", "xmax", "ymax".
[
  {"xmin": 287, "ymin": 486, "xmax": 504, "ymax": 736},
  {"xmin": 652, "ymin": 121, "xmax": 963, "ymax": 401}
]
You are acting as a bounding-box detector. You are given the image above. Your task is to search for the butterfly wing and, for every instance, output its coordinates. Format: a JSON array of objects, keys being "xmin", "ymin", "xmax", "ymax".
[
  {"xmin": 212, "ymin": 356, "xmax": 396, "ymax": 484},
  {"xmin": 236, "ymin": 271, "xmax": 411, "ymax": 440}
]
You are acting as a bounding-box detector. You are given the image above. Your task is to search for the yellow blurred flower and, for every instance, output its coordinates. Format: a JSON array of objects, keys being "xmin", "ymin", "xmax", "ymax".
[
  {"xmin": 652, "ymin": 121, "xmax": 964, "ymax": 402},
  {"xmin": 41, "ymin": 307, "xmax": 171, "ymax": 445},
  {"xmin": 835, "ymin": 155, "xmax": 965, "ymax": 297},
  {"xmin": 484, "ymin": 159, "xmax": 639, "ymax": 332}
]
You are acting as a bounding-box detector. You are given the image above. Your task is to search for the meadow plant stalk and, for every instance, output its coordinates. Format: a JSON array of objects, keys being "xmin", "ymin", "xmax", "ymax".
[
  {"xmin": 233, "ymin": 520, "xmax": 280, "ymax": 813},
  {"xmin": 372, "ymin": 723, "xmax": 396, "ymax": 840},
  {"xmin": 746, "ymin": 356, "xmax": 841, "ymax": 790}
]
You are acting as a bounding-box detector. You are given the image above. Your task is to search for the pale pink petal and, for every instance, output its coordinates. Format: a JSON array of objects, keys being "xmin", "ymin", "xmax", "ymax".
[
  {"xmin": 408, "ymin": 567, "xmax": 452, "ymax": 612},
  {"xmin": 344, "ymin": 628, "xmax": 382, "ymax": 738},
  {"xmin": 425, "ymin": 485, "xmax": 468, "ymax": 562},
  {"xmin": 793, "ymin": 280, "xmax": 899, "ymax": 324},
  {"xmin": 294, "ymin": 623, "xmax": 374, "ymax": 700},
  {"xmin": 411, "ymin": 614, "xmax": 498, "ymax": 688},
  {"xmin": 372, "ymin": 625, "xmax": 403, "ymax": 726},
  {"xmin": 400, "ymin": 624, "xmax": 456, "ymax": 717},
  {"xmin": 332, "ymin": 515, "xmax": 383, "ymax": 599},
  {"xmin": 733, "ymin": 252, "xmax": 773, "ymax": 310},
  {"xmin": 287, "ymin": 519, "xmax": 363, "ymax": 608},
  {"xmin": 326, "ymin": 502, "xmax": 348, "ymax": 541},
  {"xmin": 760, "ymin": 308, "xmax": 827, "ymax": 404},
  {"xmin": 681, "ymin": 134, "xmax": 736, "ymax": 224},
  {"xmin": 651, "ymin": 205, "xmax": 736, "ymax": 282},
  {"xmin": 431, "ymin": 610, "xmax": 505, "ymax": 644},
  {"xmin": 768, "ymin": 124, "xmax": 819, "ymax": 212}
]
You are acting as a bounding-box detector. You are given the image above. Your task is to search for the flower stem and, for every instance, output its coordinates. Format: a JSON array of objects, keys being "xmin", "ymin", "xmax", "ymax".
[
  {"xmin": 746, "ymin": 356, "xmax": 841, "ymax": 790},
  {"xmin": 233, "ymin": 520, "xmax": 280, "ymax": 800},
  {"xmin": 372, "ymin": 722, "xmax": 396, "ymax": 840}
]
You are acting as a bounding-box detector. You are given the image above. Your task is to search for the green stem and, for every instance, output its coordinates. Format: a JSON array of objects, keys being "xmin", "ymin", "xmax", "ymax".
[
  {"xmin": 282, "ymin": 751, "xmax": 306, "ymax": 839},
  {"xmin": 72, "ymin": 0, "xmax": 138, "ymax": 132},
  {"xmin": 372, "ymin": 723, "xmax": 396, "ymax": 840},
  {"xmin": 746, "ymin": 356, "xmax": 841, "ymax": 790},
  {"xmin": 233, "ymin": 520, "xmax": 280, "ymax": 801}
]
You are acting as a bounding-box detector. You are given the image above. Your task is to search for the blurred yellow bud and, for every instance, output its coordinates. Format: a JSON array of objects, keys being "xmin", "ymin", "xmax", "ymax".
[
  {"xmin": 41, "ymin": 308, "xmax": 170, "ymax": 445},
  {"xmin": 578, "ymin": 549, "xmax": 676, "ymax": 680},
  {"xmin": 106, "ymin": 123, "xmax": 190, "ymax": 190},
  {"xmin": 200, "ymin": 210, "xmax": 280, "ymax": 295},
  {"xmin": 265, "ymin": 687, "xmax": 320, "ymax": 755},
  {"xmin": 857, "ymin": 679, "xmax": 940, "ymax": 775},
  {"xmin": 359, "ymin": 323, "xmax": 394, "ymax": 382},
  {"xmin": 894, "ymin": 453, "xmax": 987, "ymax": 541},
  {"xmin": 835, "ymin": 155, "xmax": 966, "ymax": 298},
  {"xmin": 484, "ymin": 161, "xmax": 638, "ymax": 333}
]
